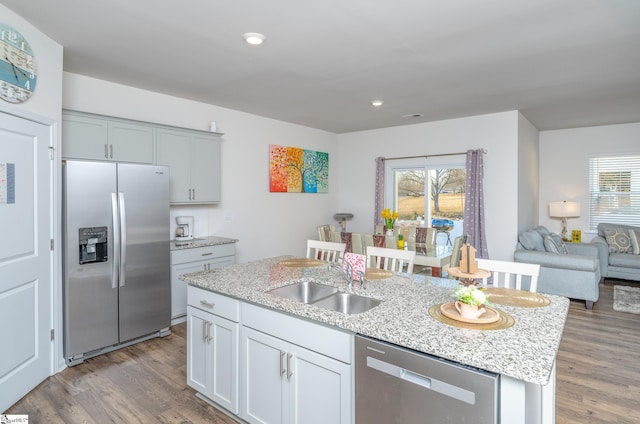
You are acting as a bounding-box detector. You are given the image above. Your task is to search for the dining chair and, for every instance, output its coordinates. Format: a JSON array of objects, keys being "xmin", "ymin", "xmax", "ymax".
[
  {"xmin": 364, "ymin": 233, "xmax": 396, "ymax": 249},
  {"xmin": 415, "ymin": 227, "xmax": 437, "ymax": 246},
  {"xmin": 366, "ymin": 246, "xmax": 416, "ymax": 275},
  {"xmin": 329, "ymin": 231, "xmax": 364, "ymax": 254},
  {"xmin": 449, "ymin": 235, "xmax": 465, "ymax": 268},
  {"xmin": 317, "ymin": 224, "xmax": 335, "ymax": 241},
  {"xmin": 306, "ymin": 239, "xmax": 346, "ymax": 263},
  {"xmin": 476, "ymin": 258, "xmax": 540, "ymax": 292}
]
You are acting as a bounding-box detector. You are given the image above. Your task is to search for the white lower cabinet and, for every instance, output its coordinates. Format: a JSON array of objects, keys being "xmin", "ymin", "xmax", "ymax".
[
  {"xmin": 187, "ymin": 289, "xmax": 353, "ymax": 423},
  {"xmin": 187, "ymin": 287, "xmax": 240, "ymax": 414},
  {"xmin": 241, "ymin": 303, "xmax": 353, "ymax": 424},
  {"xmin": 172, "ymin": 243, "xmax": 236, "ymax": 321},
  {"xmin": 242, "ymin": 327, "xmax": 351, "ymax": 424}
]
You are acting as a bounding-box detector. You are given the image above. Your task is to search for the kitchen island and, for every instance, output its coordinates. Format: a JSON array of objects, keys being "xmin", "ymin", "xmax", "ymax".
[{"xmin": 181, "ymin": 256, "xmax": 569, "ymax": 424}]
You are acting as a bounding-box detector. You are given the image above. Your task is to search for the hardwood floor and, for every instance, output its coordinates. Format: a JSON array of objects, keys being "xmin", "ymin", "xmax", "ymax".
[
  {"xmin": 5, "ymin": 280, "xmax": 640, "ymax": 423},
  {"xmin": 5, "ymin": 324, "xmax": 236, "ymax": 423},
  {"xmin": 556, "ymin": 279, "xmax": 640, "ymax": 424}
]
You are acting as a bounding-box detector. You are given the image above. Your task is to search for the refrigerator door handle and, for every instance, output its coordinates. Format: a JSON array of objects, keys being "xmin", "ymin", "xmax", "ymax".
[
  {"xmin": 118, "ymin": 192, "xmax": 127, "ymax": 287},
  {"xmin": 111, "ymin": 193, "xmax": 119, "ymax": 289}
]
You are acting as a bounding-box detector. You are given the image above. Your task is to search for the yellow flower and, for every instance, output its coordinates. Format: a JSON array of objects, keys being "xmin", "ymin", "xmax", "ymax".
[{"xmin": 381, "ymin": 208, "xmax": 398, "ymax": 229}]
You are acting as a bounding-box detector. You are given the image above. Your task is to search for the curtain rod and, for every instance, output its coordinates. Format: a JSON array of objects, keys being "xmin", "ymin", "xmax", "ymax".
[{"xmin": 381, "ymin": 149, "xmax": 486, "ymax": 161}]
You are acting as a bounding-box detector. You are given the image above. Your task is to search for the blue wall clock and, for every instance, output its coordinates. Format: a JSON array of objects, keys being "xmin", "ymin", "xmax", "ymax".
[{"xmin": 0, "ymin": 23, "xmax": 37, "ymax": 103}]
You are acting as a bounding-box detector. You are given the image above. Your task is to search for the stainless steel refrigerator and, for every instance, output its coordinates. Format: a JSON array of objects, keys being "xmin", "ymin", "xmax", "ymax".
[{"xmin": 62, "ymin": 160, "xmax": 171, "ymax": 366}]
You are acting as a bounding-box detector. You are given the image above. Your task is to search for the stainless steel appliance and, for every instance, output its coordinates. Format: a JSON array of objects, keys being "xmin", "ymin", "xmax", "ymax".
[
  {"xmin": 355, "ymin": 335, "xmax": 498, "ymax": 423},
  {"xmin": 63, "ymin": 160, "xmax": 171, "ymax": 366}
]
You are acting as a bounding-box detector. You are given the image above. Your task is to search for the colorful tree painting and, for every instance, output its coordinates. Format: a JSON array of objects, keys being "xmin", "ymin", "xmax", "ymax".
[{"xmin": 269, "ymin": 144, "xmax": 329, "ymax": 193}]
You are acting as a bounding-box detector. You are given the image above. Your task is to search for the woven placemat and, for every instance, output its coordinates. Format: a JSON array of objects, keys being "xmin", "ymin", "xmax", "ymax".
[
  {"xmin": 428, "ymin": 303, "xmax": 515, "ymax": 330},
  {"xmin": 278, "ymin": 258, "xmax": 325, "ymax": 267},
  {"xmin": 365, "ymin": 268, "xmax": 393, "ymax": 280},
  {"xmin": 484, "ymin": 288, "xmax": 551, "ymax": 308}
]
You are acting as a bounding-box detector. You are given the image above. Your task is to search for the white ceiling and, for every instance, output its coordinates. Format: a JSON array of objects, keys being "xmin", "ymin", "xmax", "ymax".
[{"xmin": 4, "ymin": 0, "xmax": 640, "ymax": 133}]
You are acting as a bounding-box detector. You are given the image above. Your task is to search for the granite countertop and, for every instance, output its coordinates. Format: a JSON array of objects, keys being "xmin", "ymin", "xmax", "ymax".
[
  {"xmin": 170, "ymin": 236, "xmax": 238, "ymax": 251},
  {"xmin": 180, "ymin": 255, "xmax": 569, "ymax": 385}
]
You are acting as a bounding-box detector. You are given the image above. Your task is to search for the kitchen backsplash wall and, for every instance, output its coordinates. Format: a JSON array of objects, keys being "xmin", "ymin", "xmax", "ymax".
[{"xmin": 169, "ymin": 205, "xmax": 210, "ymax": 240}]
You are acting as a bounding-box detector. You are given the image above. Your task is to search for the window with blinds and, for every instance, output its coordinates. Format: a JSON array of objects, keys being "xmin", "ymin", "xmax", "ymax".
[{"xmin": 589, "ymin": 154, "xmax": 640, "ymax": 229}]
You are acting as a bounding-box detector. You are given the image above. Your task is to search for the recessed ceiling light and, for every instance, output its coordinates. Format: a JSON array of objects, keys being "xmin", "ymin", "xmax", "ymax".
[
  {"xmin": 371, "ymin": 100, "xmax": 384, "ymax": 107},
  {"xmin": 243, "ymin": 32, "xmax": 266, "ymax": 46}
]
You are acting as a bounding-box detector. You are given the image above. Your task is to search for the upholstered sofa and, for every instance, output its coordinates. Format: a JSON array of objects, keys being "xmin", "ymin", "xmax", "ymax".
[
  {"xmin": 513, "ymin": 226, "xmax": 601, "ymax": 309},
  {"xmin": 591, "ymin": 223, "xmax": 640, "ymax": 282}
]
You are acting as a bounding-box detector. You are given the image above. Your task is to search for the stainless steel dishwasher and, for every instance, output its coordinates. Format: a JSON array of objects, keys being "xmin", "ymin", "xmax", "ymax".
[{"xmin": 355, "ymin": 335, "xmax": 498, "ymax": 423}]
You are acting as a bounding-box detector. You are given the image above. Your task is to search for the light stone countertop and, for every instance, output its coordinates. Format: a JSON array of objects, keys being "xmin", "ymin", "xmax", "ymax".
[
  {"xmin": 181, "ymin": 255, "xmax": 569, "ymax": 385},
  {"xmin": 170, "ymin": 236, "xmax": 238, "ymax": 251}
]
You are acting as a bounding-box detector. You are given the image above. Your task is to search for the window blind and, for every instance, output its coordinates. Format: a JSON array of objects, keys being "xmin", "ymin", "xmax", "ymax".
[{"xmin": 589, "ymin": 154, "xmax": 640, "ymax": 229}]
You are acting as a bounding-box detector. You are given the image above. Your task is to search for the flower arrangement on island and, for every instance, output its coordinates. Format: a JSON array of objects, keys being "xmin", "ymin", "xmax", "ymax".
[
  {"xmin": 451, "ymin": 284, "xmax": 489, "ymax": 306},
  {"xmin": 381, "ymin": 208, "xmax": 399, "ymax": 230}
]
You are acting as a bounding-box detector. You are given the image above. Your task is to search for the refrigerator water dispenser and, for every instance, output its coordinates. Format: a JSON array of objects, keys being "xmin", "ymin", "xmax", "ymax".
[{"xmin": 79, "ymin": 227, "xmax": 108, "ymax": 264}]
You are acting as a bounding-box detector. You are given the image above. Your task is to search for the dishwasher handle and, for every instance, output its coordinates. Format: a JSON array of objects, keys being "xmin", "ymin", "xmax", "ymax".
[{"xmin": 366, "ymin": 356, "xmax": 476, "ymax": 405}]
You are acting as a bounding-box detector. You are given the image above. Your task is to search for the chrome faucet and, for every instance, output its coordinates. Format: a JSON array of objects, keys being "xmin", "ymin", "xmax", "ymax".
[
  {"xmin": 344, "ymin": 262, "xmax": 354, "ymax": 288},
  {"xmin": 356, "ymin": 270, "xmax": 366, "ymax": 289},
  {"xmin": 327, "ymin": 261, "xmax": 356, "ymax": 289}
]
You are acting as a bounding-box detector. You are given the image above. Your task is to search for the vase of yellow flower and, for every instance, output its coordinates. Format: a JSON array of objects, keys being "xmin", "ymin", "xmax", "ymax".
[
  {"xmin": 451, "ymin": 284, "xmax": 489, "ymax": 319},
  {"xmin": 381, "ymin": 208, "xmax": 398, "ymax": 236}
]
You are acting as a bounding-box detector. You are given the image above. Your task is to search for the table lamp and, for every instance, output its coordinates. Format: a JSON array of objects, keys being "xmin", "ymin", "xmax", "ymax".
[
  {"xmin": 334, "ymin": 213, "xmax": 354, "ymax": 232},
  {"xmin": 549, "ymin": 201, "xmax": 580, "ymax": 241}
]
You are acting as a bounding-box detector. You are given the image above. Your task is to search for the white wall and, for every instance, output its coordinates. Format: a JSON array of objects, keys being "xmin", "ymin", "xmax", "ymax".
[
  {"xmin": 338, "ymin": 111, "xmax": 520, "ymax": 260},
  {"xmin": 0, "ymin": 3, "xmax": 64, "ymax": 373},
  {"xmin": 539, "ymin": 122, "xmax": 640, "ymax": 241},
  {"xmin": 517, "ymin": 112, "xmax": 540, "ymax": 233},
  {"xmin": 0, "ymin": 5, "xmax": 63, "ymax": 120},
  {"xmin": 63, "ymin": 73, "xmax": 339, "ymax": 262}
]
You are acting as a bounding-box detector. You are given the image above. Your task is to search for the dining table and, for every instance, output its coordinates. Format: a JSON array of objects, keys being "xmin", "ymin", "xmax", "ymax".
[{"xmin": 406, "ymin": 242, "xmax": 452, "ymax": 277}]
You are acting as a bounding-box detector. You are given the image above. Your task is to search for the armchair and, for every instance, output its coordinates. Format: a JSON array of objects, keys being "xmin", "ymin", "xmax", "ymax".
[{"xmin": 513, "ymin": 226, "xmax": 601, "ymax": 309}]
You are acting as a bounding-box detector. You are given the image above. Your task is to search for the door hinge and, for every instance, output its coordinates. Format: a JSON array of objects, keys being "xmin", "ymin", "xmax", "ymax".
[
  {"xmin": 49, "ymin": 146, "xmax": 55, "ymax": 160},
  {"xmin": 50, "ymin": 329, "xmax": 55, "ymax": 341},
  {"xmin": 50, "ymin": 239, "xmax": 54, "ymax": 251}
]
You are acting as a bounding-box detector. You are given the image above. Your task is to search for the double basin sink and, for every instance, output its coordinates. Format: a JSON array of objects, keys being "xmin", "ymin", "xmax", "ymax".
[{"xmin": 267, "ymin": 281, "xmax": 381, "ymax": 315}]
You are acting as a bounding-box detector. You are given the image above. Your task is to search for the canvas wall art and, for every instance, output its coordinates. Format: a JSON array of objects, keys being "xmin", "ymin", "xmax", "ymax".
[{"xmin": 269, "ymin": 144, "xmax": 328, "ymax": 193}]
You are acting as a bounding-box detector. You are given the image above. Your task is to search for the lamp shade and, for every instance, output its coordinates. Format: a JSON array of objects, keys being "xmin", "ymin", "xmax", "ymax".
[{"xmin": 549, "ymin": 201, "xmax": 580, "ymax": 218}]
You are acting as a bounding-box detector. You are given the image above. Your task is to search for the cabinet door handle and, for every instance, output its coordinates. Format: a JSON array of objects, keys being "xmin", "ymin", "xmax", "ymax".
[
  {"xmin": 202, "ymin": 319, "xmax": 207, "ymax": 342},
  {"xmin": 280, "ymin": 351, "xmax": 286, "ymax": 378},
  {"xmin": 286, "ymin": 353, "xmax": 293, "ymax": 381},
  {"xmin": 109, "ymin": 144, "xmax": 113, "ymax": 158},
  {"xmin": 192, "ymin": 188, "xmax": 196, "ymax": 200},
  {"xmin": 206, "ymin": 321, "xmax": 213, "ymax": 343},
  {"xmin": 201, "ymin": 252, "xmax": 213, "ymax": 257},
  {"xmin": 200, "ymin": 300, "xmax": 215, "ymax": 309},
  {"xmin": 104, "ymin": 144, "xmax": 108, "ymax": 158}
]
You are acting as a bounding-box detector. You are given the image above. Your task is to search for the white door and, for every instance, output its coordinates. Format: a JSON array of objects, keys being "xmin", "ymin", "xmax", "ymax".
[
  {"xmin": 290, "ymin": 346, "xmax": 352, "ymax": 424},
  {"xmin": 242, "ymin": 327, "xmax": 288, "ymax": 424},
  {"xmin": 186, "ymin": 306, "xmax": 211, "ymax": 395},
  {"xmin": 0, "ymin": 112, "xmax": 52, "ymax": 411}
]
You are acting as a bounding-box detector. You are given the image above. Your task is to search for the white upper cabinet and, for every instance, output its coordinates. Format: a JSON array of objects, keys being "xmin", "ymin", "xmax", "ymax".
[
  {"xmin": 62, "ymin": 111, "xmax": 154, "ymax": 164},
  {"xmin": 156, "ymin": 128, "xmax": 221, "ymax": 204},
  {"xmin": 62, "ymin": 111, "xmax": 222, "ymax": 205}
]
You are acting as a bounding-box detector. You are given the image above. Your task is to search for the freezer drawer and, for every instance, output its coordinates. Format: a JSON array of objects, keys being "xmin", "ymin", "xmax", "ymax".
[{"xmin": 355, "ymin": 335, "xmax": 498, "ymax": 424}]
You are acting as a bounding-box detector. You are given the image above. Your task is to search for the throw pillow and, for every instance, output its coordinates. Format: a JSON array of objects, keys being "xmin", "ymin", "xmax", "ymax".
[
  {"xmin": 543, "ymin": 234, "xmax": 568, "ymax": 254},
  {"xmin": 549, "ymin": 232, "xmax": 569, "ymax": 254},
  {"xmin": 519, "ymin": 230, "xmax": 546, "ymax": 251},
  {"xmin": 604, "ymin": 227, "xmax": 632, "ymax": 253},
  {"xmin": 628, "ymin": 229, "xmax": 640, "ymax": 255}
]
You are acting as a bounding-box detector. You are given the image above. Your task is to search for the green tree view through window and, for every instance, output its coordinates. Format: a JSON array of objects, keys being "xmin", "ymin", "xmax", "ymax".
[{"xmin": 392, "ymin": 167, "xmax": 466, "ymax": 222}]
